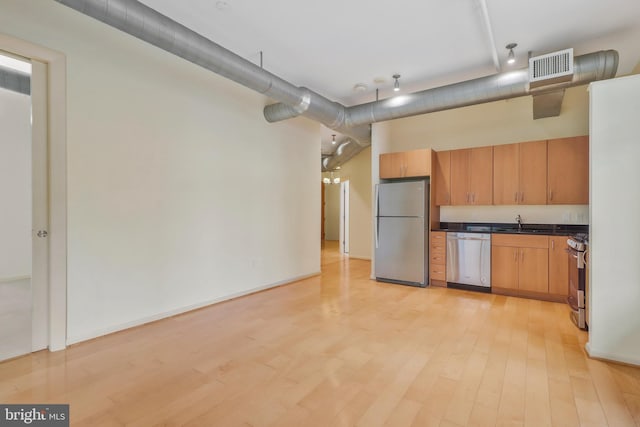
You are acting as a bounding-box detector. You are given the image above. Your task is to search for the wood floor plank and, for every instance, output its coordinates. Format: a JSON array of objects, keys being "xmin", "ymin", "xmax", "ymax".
[{"xmin": 0, "ymin": 240, "xmax": 638, "ymax": 426}]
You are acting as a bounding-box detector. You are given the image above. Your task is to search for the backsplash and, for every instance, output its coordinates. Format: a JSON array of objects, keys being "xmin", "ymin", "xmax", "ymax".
[{"xmin": 440, "ymin": 205, "xmax": 589, "ymax": 225}]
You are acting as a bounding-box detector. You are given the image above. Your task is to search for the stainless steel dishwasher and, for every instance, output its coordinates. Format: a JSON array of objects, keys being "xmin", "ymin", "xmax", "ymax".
[{"xmin": 446, "ymin": 232, "xmax": 491, "ymax": 291}]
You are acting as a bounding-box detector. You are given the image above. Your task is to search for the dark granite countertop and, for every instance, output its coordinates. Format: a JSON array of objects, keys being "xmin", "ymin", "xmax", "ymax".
[{"xmin": 432, "ymin": 222, "xmax": 588, "ymax": 236}]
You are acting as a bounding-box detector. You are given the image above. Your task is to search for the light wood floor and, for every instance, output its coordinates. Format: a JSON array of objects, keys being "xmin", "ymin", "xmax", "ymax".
[{"xmin": 1, "ymin": 241, "xmax": 639, "ymax": 426}]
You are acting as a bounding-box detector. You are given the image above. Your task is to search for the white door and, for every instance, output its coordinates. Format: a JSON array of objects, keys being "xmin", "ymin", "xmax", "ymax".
[
  {"xmin": 31, "ymin": 59, "xmax": 49, "ymax": 352},
  {"xmin": 339, "ymin": 180, "xmax": 350, "ymax": 254}
]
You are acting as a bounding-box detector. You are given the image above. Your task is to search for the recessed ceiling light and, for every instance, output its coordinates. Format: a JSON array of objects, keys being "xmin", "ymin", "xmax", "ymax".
[
  {"xmin": 353, "ymin": 83, "xmax": 368, "ymax": 92},
  {"xmin": 216, "ymin": 1, "xmax": 230, "ymax": 11}
]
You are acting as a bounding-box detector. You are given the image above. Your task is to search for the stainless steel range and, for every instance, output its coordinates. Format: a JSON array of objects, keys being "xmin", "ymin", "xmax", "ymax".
[{"xmin": 567, "ymin": 234, "xmax": 588, "ymax": 330}]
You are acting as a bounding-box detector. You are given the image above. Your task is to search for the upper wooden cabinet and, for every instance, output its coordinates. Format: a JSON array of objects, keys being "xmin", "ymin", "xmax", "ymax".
[
  {"xmin": 450, "ymin": 146, "xmax": 493, "ymax": 205},
  {"xmin": 379, "ymin": 149, "xmax": 431, "ymax": 179},
  {"xmin": 547, "ymin": 136, "xmax": 589, "ymax": 204},
  {"xmin": 433, "ymin": 150, "xmax": 451, "ymax": 205},
  {"xmin": 493, "ymin": 140, "xmax": 547, "ymax": 205}
]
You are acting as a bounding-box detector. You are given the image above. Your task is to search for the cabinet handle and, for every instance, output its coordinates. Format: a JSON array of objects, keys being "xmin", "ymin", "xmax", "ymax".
[
  {"xmin": 466, "ymin": 192, "xmax": 470, "ymax": 203},
  {"xmin": 514, "ymin": 192, "xmax": 518, "ymax": 202},
  {"xmin": 520, "ymin": 192, "xmax": 524, "ymax": 203},
  {"xmin": 552, "ymin": 240, "xmax": 555, "ymax": 250},
  {"xmin": 472, "ymin": 193, "xmax": 476, "ymax": 203},
  {"xmin": 521, "ymin": 249, "xmax": 524, "ymax": 261},
  {"xmin": 514, "ymin": 250, "xmax": 517, "ymax": 261},
  {"xmin": 549, "ymin": 190, "xmax": 553, "ymax": 201}
]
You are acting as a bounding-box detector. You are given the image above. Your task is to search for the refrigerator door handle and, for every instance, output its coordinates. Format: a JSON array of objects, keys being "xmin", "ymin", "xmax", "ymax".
[{"xmin": 374, "ymin": 185, "xmax": 380, "ymax": 249}]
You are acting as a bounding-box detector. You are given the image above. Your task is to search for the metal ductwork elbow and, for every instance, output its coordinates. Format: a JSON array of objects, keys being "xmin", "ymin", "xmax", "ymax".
[{"xmin": 0, "ymin": 65, "xmax": 30, "ymax": 95}]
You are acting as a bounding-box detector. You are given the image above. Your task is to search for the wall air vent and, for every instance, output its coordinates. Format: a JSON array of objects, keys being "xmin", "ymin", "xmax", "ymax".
[{"xmin": 529, "ymin": 48, "xmax": 574, "ymax": 88}]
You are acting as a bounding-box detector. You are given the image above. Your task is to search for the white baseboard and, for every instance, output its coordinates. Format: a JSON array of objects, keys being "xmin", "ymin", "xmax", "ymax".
[
  {"xmin": 348, "ymin": 255, "xmax": 371, "ymax": 261},
  {"xmin": 0, "ymin": 275, "xmax": 31, "ymax": 284},
  {"xmin": 66, "ymin": 271, "xmax": 320, "ymax": 346},
  {"xmin": 585, "ymin": 342, "xmax": 640, "ymax": 366}
]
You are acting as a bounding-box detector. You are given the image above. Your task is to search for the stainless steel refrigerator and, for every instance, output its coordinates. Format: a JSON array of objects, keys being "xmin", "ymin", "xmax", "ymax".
[{"xmin": 375, "ymin": 180, "xmax": 429, "ymax": 287}]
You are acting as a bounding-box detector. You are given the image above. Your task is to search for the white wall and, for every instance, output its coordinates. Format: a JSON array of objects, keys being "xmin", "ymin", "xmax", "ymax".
[
  {"xmin": 0, "ymin": 87, "xmax": 31, "ymax": 280},
  {"xmin": 387, "ymin": 87, "xmax": 591, "ymax": 224},
  {"xmin": 0, "ymin": 1, "xmax": 321, "ymax": 344},
  {"xmin": 588, "ymin": 74, "xmax": 640, "ymax": 366},
  {"xmin": 323, "ymin": 183, "xmax": 340, "ymax": 241}
]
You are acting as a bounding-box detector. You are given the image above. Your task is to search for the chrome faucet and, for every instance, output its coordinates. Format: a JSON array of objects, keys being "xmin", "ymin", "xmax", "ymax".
[{"xmin": 516, "ymin": 214, "xmax": 522, "ymax": 230}]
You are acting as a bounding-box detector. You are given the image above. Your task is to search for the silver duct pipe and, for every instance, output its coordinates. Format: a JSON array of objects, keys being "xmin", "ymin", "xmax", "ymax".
[
  {"xmin": 53, "ymin": 0, "xmax": 371, "ymax": 146},
  {"xmin": 55, "ymin": 0, "xmax": 618, "ymax": 171},
  {"xmin": 272, "ymin": 50, "xmax": 618, "ymax": 169},
  {"xmin": 348, "ymin": 50, "xmax": 618, "ymax": 126},
  {"xmin": 266, "ymin": 50, "xmax": 618, "ymax": 127},
  {"xmin": 0, "ymin": 65, "xmax": 30, "ymax": 95},
  {"xmin": 322, "ymin": 138, "xmax": 365, "ymax": 171}
]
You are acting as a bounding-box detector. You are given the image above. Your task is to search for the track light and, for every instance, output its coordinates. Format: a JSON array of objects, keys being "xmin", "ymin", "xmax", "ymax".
[
  {"xmin": 331, "ymin": 134, "xmax": 337, "ymax": 145},
  {"xmin": 506, "ymin": 43, "xmax": 517, "ymax": 65},
  {"xmin": 393, "ymin": 74, "xmax": 401, "ymax": 92}
]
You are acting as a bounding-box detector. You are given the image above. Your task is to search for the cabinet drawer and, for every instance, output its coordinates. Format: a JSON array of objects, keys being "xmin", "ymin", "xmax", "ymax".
[
  {"xmin": 492, "ymin": 233, "xmax": 548, "ymax": 249},
  {"xmin": 431, "ymin": 232, "xmax": 446, "ymax": 243},
  {"xmin": 431, "ymin": 268, "xmax": 446, "ymax": 281},
  {"xmin": 431, "ymin": 245, "xmax": 446, "ymax": 256},
  {"xmin": 431, "ymin": 252, "xmax": 446, "ymax": 265}
]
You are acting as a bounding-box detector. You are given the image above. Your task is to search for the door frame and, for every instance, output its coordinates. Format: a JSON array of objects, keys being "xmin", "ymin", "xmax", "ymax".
[
  {"xmin": 1, "ymin": 33, "xmax": 67, "ymax": 351},
  {"xmin": 339, "ymin": 180, "xmax": 350, "ymax": 254}
]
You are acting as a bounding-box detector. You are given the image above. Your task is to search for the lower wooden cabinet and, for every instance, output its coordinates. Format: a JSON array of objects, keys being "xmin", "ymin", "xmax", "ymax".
[
  {"xmin": 548, "ymin": 235, "xmax": 570, "ymax": 298},
  {"xmin": 492, "ymin": 233, "xmax": 568, "ymax": 302},
  {"xmin": 491, "ymin": 234, "xmax": 550, "ymax": 299},
  {"xmin": 430, "ymin": 231, "xmax": 446, "ymax": 286}
]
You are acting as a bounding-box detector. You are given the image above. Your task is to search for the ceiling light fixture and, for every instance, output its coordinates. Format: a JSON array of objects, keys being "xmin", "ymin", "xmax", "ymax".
[
  {"xmin": 331, "ymin": 134, "xmax": 337, "ymax": 145},
  {"xmin": 506, "ymin": 43, "xmax": 517, "ymax": 65},
  {"xmin": 393, "ymin": 74, "xmax": 401, "ymax": 92}
]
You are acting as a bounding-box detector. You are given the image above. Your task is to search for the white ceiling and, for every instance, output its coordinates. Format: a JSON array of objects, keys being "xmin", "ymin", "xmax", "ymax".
[{"xmin": 138, "ymin": 0, "xmax": 640, "ymax": 156}]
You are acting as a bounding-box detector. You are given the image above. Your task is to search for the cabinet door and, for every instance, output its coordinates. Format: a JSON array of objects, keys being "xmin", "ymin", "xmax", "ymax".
[
  {"xmin": 450, "ymin": 149, "xmax": 470, "ymax": 205},
  {"xmin": 548, "ymin": 236, "xmax": 569, "ymax": 296},
  {"xmin": 379, "ymin": 153, "xmax": 396, "ymax": 179},
  {"xmin": 493, "ymin": 143, "xmax": 519, "ymax": 205},
  {"xmin": 469, "ymin": 146, "xmax": 493, "ymax": 205},
  {"xmin": 548, "ymin": 136, "xmax": 589, "ymax": 204},
  {"xmin": 434, "ymin": 151, "xmax": 451, "ymax": 205},
  {"xmin": 404, "ymin": 149, "xmax": 431, "ymax": 177},
  {"xmin": 491, "ymin": 246, "xmax": 519, "ymax": 290},
  {"xmin": 519, "ymin": 140, "xmax": 547, "ymax": 205},
  {"xmin": 519, "ymin": 247, "xmax": 549, "ymax": 293},
  {"xmin": 391, "ymin": 152, "xmax": 406, "ymax": 177}
]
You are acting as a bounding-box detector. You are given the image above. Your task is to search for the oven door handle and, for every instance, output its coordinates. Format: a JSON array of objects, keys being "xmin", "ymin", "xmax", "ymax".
[{"xmin": 565, "ymin": 247, "xmax": 586, "ymax": 268}]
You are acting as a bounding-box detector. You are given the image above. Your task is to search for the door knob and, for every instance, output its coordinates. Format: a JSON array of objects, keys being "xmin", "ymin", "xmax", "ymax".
[{"xmin": 37, "ymin": 230, "xmax": 48, "ymax": 238}]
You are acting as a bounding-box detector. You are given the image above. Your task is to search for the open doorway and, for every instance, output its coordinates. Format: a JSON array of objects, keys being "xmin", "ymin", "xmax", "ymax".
[
  {"xmin": 0, "ymin": 52, "xmax": 39, "ymax": 361},
  {"xmin": 339, "ymin": 180, "xmax": 350, "ymax": 255},
  {"xmin": 322, "ymin": 176, "xmax": 349, "ymax": 255},
  {"xmin": 0, "ymin": 35, "xmax": 68, "ymax": 355}
]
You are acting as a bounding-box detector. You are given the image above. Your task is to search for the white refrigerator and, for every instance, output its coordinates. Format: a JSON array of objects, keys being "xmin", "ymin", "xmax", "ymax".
[{"xmin": 374, "ymin": 180, "xmax": 429, "ymax": 287}]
